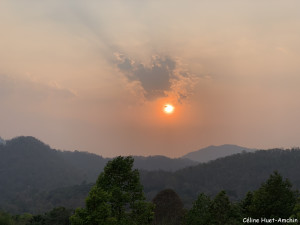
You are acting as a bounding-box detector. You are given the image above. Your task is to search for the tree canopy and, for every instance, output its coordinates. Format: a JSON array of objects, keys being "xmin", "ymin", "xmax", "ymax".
[
  {"xmin": 183, "ymin": 190, "xmax": 242, "ymax": 225},
  {"xmin": 70, "ymin": 156, "xmax": 154, "ymax": 225},
  {"xmin": 184, "ymin": 193, "xmax": 211, "ymax": 225},
  {"xmin": 249, "ymin": 171, "xmax": 298, "ymax": 220},
  {"xmin": 152, "ymin": 189, "xmax": 184, "ymax": 225}
]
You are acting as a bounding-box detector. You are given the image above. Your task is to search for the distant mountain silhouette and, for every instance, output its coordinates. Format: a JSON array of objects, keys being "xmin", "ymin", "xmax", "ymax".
[
  {"xmin": 182, "ymin": 144, "xmax": 256, "ymax": 162},
  {"xmin": 0, "ymin": 136, "xmax": 197, "ymax": 214},
  {"xmin": 8, "ymin": 146, "xmax": 299, "ymax": 214},
  {"xmin": 2, "ymin": 136, "xmax": 300, "ymax": 215},
  {"xmin": 142, "ymin": 148, "xmax": 300, "ymax": 207}
]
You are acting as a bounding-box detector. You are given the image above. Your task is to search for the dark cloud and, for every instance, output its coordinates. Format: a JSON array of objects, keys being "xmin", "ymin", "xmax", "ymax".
[
  {"xmin": 116, "ymin": 54, "xmax": 198, "ymax": 102},
  {"xmin": 117, "ymin": 55, "xmax": 174, "ymax": 100}
]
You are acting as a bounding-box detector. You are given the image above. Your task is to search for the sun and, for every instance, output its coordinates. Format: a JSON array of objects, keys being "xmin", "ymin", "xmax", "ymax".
[{"xmin": 163, "ymin": 104, "xmax": 174, "ymax": 114}]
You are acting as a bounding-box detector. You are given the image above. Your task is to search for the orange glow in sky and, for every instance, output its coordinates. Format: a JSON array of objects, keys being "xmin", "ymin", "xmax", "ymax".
[{"xmin": 2, "ymin": 1, "xmax": 300, "ymax": 157}]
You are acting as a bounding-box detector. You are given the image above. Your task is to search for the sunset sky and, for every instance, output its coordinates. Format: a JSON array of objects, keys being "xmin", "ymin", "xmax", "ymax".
[{"xmin": 1, "ymin": 1, "xmax": 300, "ymax": 157}]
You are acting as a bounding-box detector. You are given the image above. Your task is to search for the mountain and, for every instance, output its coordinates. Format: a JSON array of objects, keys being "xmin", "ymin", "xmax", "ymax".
[
  {"xmin": 8, "ymin": 147, "xmax": 300, "ymax": 214},
  {"xmin": 0, "ymin": 136, "xmax": 196, "ymax": 213},
  {"xmin": 142, "ymin": 148, "xmax": 300, "ymax": 206},
  {"xmin": 182, "ymin": 144, "xmax": 256, "ymax": 162},
  {"xmin": 0, "ymin": 136, "xmax": 92, "ymax": 214},
  {"xmin": 2, "ymin": 136, "xmax": 300, "ymax": 214}
]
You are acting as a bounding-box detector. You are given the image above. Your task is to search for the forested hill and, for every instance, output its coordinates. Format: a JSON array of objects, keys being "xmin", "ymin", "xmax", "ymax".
[
  {"xmin": 2, "ymin": 136, "xmax": 300, "ymax": 214},
  {"xmin": 0, "ymin": 136, "xmax": 197, "ymax": 213},
  {"xmin": 141, "ymin": 149, "xmax": 300, "ymax": 205},
  {"xmin": 0, "ymin": 136, "xmax": 197, "ymax": 189}
]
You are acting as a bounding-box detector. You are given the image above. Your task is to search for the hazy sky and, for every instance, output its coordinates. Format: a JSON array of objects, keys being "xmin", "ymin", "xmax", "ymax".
[{"xmin": 1, "ymin": 1, "xmax": 300, "ymax": 157}]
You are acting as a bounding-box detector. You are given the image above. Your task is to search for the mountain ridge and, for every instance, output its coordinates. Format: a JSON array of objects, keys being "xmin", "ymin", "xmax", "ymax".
[
  {"xmin": 182, "ymin": 144, "xmax": 257, "ymax": 162},
  {"xmin": 3, "ymin": 136, "xmax": 299, "ymax": 214}
]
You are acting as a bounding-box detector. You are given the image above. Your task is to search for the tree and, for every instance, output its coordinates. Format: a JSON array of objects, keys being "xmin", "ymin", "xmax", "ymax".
[
  {"xmin": 29, "ymin": 207, "xmax": 72, "ymax": 225},
  {"xmin": 184, "ymin": 191, "xmax": 242, "ymax": 225},
  {"xmin": 12, "ymin": 213, "xmax": 33, "ymax": 225},
  {"xmin": 29, "ymin": 215, "xmax": 45, "ymax": 225},
  {"xmin": 152, "ymin": 189, "xmax": 184, "ymax": 225},
  {"xmin": 0, "ymin": 211, "xmax": 13, "ymax": 225},
  {"xmin": 249, "ymin": 171, "xmax": 298, "ymax": 220},
  {"xmin": 184, "ymin": 193, "xmax": 211, "ymax": 225},
  {"xmin": 70, "ymin": 156, "xmax": 154, "ymax": 225},
  {"xmin": 240, "ymin": 191, "xmax": 253, "ymax": 216},
  {"xmin": 210, "ymin": 190, "xmax": 241, "ymax": 225},
  {"xmin": 291, "ymin": 197, "xmax": 300, "ymax": 223},
  {"xmin": 44, "ymin": 207, "xmax": 72, "ymax": 225}
]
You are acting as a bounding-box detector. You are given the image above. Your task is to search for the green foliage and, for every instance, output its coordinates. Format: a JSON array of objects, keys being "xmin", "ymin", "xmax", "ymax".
[
  {"xmin": 184, "ymin": 193, "xmax": 211, "ymax": 225},
  {"xmin": 152, "ymin": 189, "xmax": 184, "ymax": 225},
  {"xmin": 249, "ymin": 171, "xmax": 298, "ymax": 220},
  {"xmin": 70, "ymin": 187, "xmax": 115, "ymax": 225},
  {"xmin": 29, "ymin": 207, "xmax": 72, "ymax": 225},
  {"xmin": 11, "ymin": 213, "xmax": 33, "ymax": 225},
  {"xmin": 240, "ymin": 191, "xmax": 253, "ymax": 216},
  {"xmin": 0, "ymin": 211, "xmax": 14, "ymax": 225},
  {"xmin": 0, "ymin": 211, "xmax": 33, "ymax": 225},
  {"xmin": 44, "ymin": 207, "xmax": 72, "ymax": 225},
  {"xmin": 184, "ymin": 191, "xmax": 242, "ymax": 225},
  {"xmin": 291, "ymin": 197, "xmax": 300, "ymax": 222},
  {"xmin": 209, "ymin": 191, "xmax": 242, "ymax": 225},
  {"xmin": 70, "ymin": 156, "xmax": 154, "ymax": 225}
]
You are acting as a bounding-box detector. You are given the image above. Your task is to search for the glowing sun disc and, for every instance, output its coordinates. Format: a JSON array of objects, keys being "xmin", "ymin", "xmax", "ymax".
[{"xmin": 164, "ymin": 104, "xmax": 174, "ymax": 114}]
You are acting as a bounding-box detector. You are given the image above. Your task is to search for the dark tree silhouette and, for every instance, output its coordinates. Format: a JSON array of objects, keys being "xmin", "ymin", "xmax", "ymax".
[
  {"xmin": 70, "ymin": 156, "xmax": 154, "ymax": 225},
  {"xmin": 152, "ymin": 189, "xmax": 184, "ymax": 225},
  {"xmin": 184, "ymin": 193, "xmax": 211, "ymax": 225},
  {"xmin": 249, "ymin": 171, "xmax": 298, "ymax": 221}
]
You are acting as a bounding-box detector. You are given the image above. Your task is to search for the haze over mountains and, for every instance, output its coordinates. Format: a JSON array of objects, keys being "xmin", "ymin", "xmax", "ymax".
[{"xmin": 1, "ymin": 136, "xmax": 300, "ymax": 214}]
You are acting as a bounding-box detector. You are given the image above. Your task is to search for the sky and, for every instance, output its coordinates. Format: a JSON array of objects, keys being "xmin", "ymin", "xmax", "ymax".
[{"xmin": 1, "ymin": 0, "xmax": 300, "ymax": 157}]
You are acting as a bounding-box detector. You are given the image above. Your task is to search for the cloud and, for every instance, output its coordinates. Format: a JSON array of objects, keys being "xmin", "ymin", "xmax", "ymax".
[
  {"xmin": 0, "ymin": 74, "xmax": 75, "ymax": 102},
  {"xmin": 116, "ymin": 53, "xmax": 199, "ymax": 102}
]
